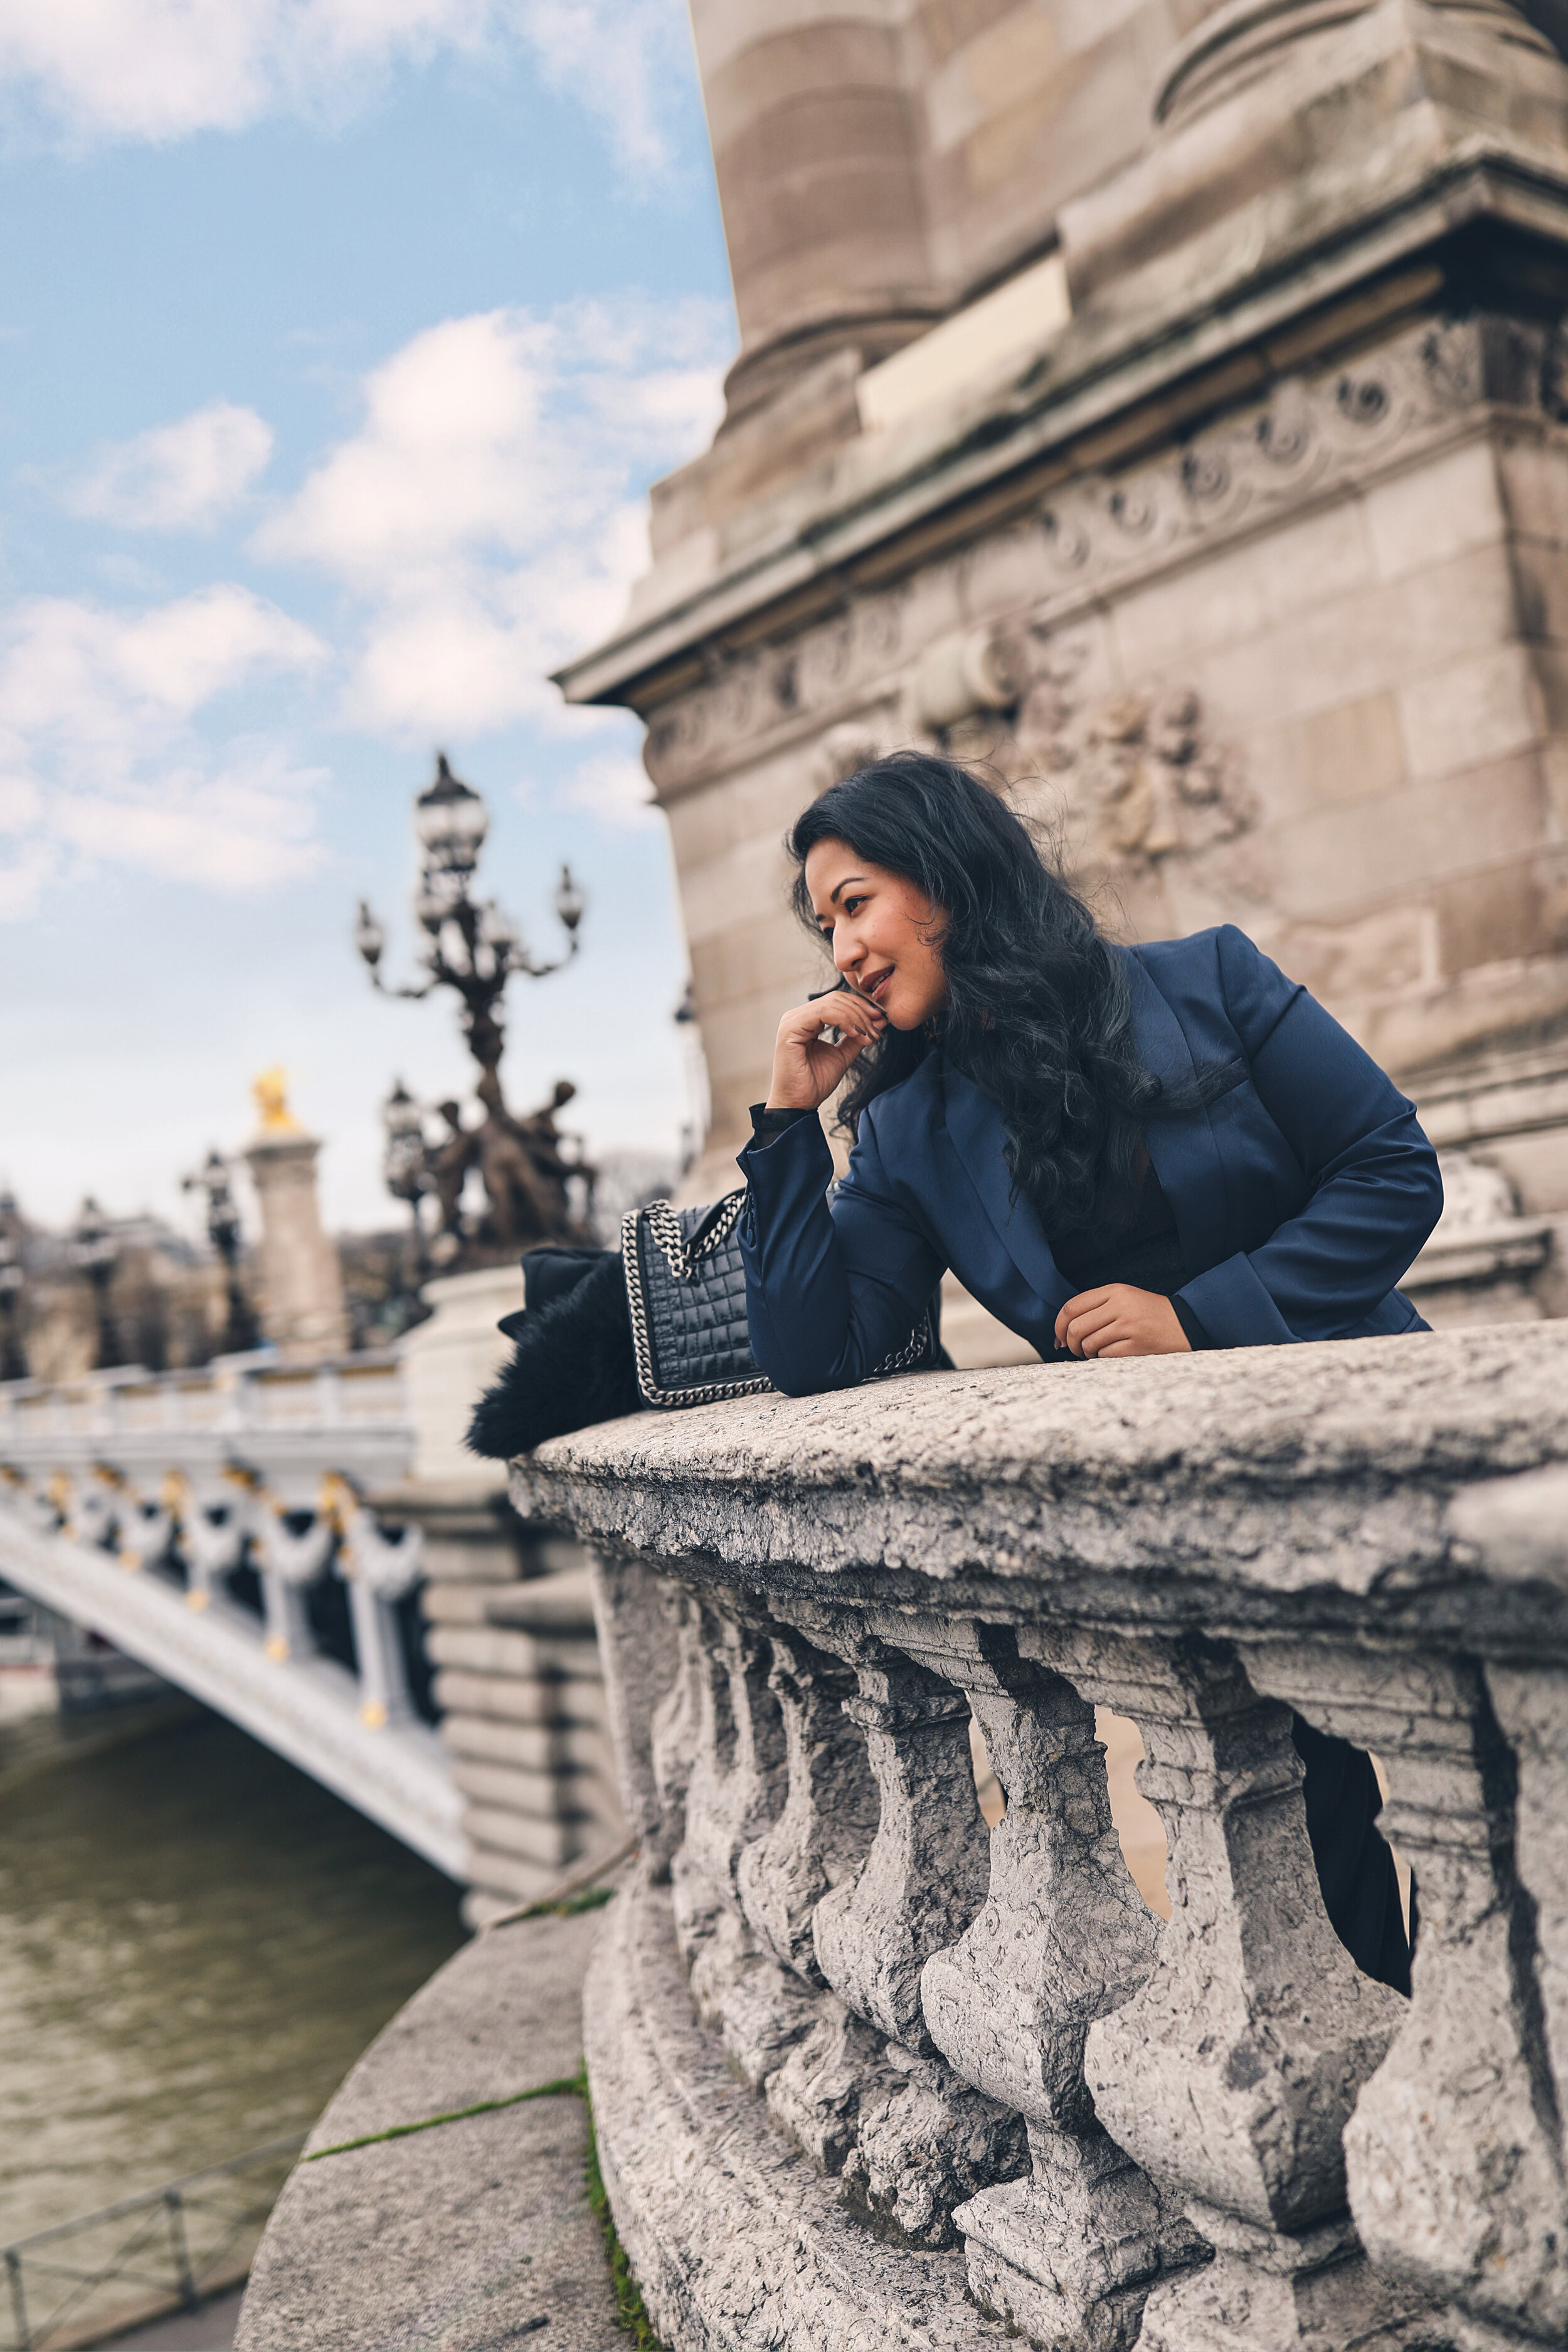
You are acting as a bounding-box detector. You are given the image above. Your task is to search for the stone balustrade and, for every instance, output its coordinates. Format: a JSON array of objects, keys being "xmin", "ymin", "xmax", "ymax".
[
  {"xmin": 513, "ymin": 1323, "xmax": 1567, "ymax": 2352},
  {"xmin": 0, "ymin": 1347, "xmax": 625, "ymax": 1913},
  {"xmin": 0, "ymin": 1350, "xmax": 465, "ymax": 1868}
]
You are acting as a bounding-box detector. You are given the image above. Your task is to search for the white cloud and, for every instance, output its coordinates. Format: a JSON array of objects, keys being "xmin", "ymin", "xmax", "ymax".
[
  {"xmin": 65, "ymin": 401, "xmax": 274, "ymax": 531},
  {"xmin": 553, "ymin": 746, "xmax": 657, "ymax": 829},
  {"xmin": 258, "ymin": 294, "xmax": 728, "ymax": 739},
  {"xmin": 0, "ymin": 0, "xmax": 691, "ymax": 171},
  {"xmin": 0, "ymin": 584, "xmax": 329, "ymax": 912}
]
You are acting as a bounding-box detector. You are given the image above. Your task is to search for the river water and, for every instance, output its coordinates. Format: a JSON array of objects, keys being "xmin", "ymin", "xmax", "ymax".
[{"xmin": 0, "ymin": 1698, "xmax": 465, "ymax": 2249}]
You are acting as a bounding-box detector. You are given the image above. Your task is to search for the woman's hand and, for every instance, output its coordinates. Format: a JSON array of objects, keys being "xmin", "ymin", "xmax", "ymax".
[
  {"xmin": 766, "ymin": 988, "xmax": 886, "ymax": 1113},
  {"xmin": 1055, "ymin": 1285, "xmax": 1191, "ymax": 1359}
]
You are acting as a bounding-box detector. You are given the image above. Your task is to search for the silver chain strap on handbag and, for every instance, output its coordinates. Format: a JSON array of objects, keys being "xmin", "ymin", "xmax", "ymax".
[{"xmin": 621, "ymin": 1190, "xmax": 937, "ymax": 1410}]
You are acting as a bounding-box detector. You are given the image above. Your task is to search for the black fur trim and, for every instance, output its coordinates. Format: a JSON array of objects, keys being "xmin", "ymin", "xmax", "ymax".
[{"xmin": 465, "ymin": 1252, "xmax": 644, "ymax": 1458}]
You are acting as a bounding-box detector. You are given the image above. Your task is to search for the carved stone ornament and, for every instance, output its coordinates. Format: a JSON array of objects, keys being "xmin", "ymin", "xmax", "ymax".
[
  {"xmin": 636, "ymin": 312, "xmax": 1559, "ymax": 802},
  {"xmin": 1017, "ymin": 658, "xmax": 1254, "ymax": 876}
]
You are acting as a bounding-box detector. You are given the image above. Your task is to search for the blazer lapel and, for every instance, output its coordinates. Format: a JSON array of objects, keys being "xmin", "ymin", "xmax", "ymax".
[
  {"xmin": 940, "ymin": 1059, "xmax": 1073, "ymax": 1314},
  {"xmin": 1123, "ymin": 949, "xmax": 1231, "ymax": 1276}
]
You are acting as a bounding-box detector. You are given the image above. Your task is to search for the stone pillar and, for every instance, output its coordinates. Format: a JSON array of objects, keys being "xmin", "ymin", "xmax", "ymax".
[
  {"xmin": 243, "ymin": 1077, "xmax": 347, "ymax": 1362},
  {"xmin": 688, "ymin": 0, "xmax": 939, "ymax": 420},
  {"xmin": 397, "ymin": 1265, "xmax": 519, "ymax": 1488}
]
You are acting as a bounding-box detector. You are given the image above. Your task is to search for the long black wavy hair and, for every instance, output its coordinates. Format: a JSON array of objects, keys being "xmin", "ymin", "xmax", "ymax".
[{"xmin": 790, "ymin": 753, "xmax": 1177, "ymax": 1233}]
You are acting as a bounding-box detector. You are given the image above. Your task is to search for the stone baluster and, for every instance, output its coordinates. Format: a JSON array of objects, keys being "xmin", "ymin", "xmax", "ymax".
[
  {"xmin": 254, "ymin": 1497, "xmax": 332, "ymax": 1665},
  {"xmin": 729, "ymin": 1606, "xmax": 1027, "ymax": 2249},
  {"xmin": 115, "ymin": 1480, "xmax": 174, "ymax": 1574},
  {"xmin": 735, "ymin": 1625, "xmax": 878, "ymax": 1983},
  {"xmin": 68, "ymin": 1470, "xmax": 119, "ymax": 1552},
  {"xmin": 586, "ymin": 1551, "xmax": 681, "ymax": 1863},
  {"xmin": 172, "ymin": 1475, "xmax": 248, "ymax": 1610},
  {"xmin": 1485, "ymin": 1657, "xmax": 1567, "ymax": 2160},
  {"xmin": 807, "ymin": 1623, "xmax": 990, "ymax": 2052},
  {"xmin": 677, "ymin": 1587, "xmax": 787, "ymax": 1914},
  {"xmin": 647, "ymin": 1584, "xmax": 706, "ymax": 1875},
  {"xmin": 1019, "ymin": 1624, "xmax": 1419, "ymax": 2352},
  {"xmin": 905, "ymin": 1618, "xmax": 1186, "ymax": 2349},
  {"xmin": 330, "ymin": 1483, "xmax": 423, "ymax": 1730},
  {"xmin": 1244, "ymin": 1638, "xmax": 1565, "ymax": 2351}
]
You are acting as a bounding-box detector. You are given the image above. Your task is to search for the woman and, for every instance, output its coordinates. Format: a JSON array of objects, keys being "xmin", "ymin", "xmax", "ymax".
[{"xmin": 738, "ymin": 753, "xmax": 1439, "ymax": 1994}]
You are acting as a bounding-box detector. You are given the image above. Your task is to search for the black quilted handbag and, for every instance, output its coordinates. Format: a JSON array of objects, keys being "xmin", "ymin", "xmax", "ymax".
[{"xmin": 622, "ymin": 1191, "xmax": 943, "ymax": 1409}]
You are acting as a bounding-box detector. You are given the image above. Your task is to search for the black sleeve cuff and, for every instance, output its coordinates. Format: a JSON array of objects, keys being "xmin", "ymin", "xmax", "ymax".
[
  {"xmin": 748, "ymin": 1101, "xmax": 813, "ymax": 1148},
  {"xmin": 1172, "ymin": 1294, "xmax": 1216, "ymax": 1350}
]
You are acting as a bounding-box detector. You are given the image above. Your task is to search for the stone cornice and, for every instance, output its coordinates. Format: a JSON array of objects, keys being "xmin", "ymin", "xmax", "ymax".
[
  {"xmin": 555, "ymin": 144, "xmax": 1565, "ymax": 714},
  {"xmin": 637, "ymin": 309, "xmax": 1564, "ymax": 802}
]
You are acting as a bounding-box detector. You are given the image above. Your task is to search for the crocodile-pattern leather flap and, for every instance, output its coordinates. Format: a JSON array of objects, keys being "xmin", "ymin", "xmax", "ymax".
[
  {"xmin": 637, "ymin": 1208, "xmax": 760, "ymax": 1398},
  {"xmin": 623, "ymin": 1191, "xmax": 941, "ymax": 1409}
]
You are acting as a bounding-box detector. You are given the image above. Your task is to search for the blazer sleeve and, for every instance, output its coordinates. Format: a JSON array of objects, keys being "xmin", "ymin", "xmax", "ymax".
[
  {"xmin": 737, "ymin": 1106, "xmax": 946, "ymax": 1395},
  {"xmin": 1175, "ymin": 927, "xmax": 1443, "ymax": 1345}
]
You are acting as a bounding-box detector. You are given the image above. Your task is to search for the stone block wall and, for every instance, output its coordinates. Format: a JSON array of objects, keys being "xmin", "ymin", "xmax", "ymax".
[
  {"xmin": 562, "ymin": 0, "xmax": 1566, "ymax": 1341},
  {"xmin": 409, "ymin": 1490, "xmax": 625, "ymax": 1927}
]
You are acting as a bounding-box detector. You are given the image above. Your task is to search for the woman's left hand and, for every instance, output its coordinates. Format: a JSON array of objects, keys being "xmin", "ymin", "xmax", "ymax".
[{"xmin": 1055, "ymin": 1285, "xmax": 1191, "ymax": 1358}]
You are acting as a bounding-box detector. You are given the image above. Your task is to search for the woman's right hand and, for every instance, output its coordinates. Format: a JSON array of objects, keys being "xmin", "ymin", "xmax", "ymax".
[{"xmin": 766, "ymin": 987, "xmax": 886, "ymax": 1112}]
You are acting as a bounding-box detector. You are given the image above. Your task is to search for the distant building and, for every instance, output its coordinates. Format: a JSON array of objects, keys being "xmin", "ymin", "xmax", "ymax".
[{"xmin": 559, "ymin": 0, "xmax": 1567, "ymax": 1329}]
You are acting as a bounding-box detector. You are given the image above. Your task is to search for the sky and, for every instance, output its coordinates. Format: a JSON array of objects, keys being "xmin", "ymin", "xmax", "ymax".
[{"xmin": 0, "ymin": 0, "xmax": 735, "ymax": 1237}]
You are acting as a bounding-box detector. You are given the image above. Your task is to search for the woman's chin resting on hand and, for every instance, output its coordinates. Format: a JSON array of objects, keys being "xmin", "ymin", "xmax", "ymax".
[{"xmin": 1055, "ymin": 1284, "xmax": 1191, "ymax": 1358}]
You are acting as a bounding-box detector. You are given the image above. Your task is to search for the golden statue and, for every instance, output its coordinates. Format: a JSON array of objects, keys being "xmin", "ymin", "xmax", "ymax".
[{"xmin": 252, "ymin": 1066, "xmax": 304, "ymax": 1137}]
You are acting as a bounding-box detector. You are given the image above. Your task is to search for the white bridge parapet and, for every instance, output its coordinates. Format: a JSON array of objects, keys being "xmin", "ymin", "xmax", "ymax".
[
  {"xmin": 0, "ymin": 1353, "xmax": 464, "ymax": 1878},
  {"xmin": 515, "ymin": 1323, "xmax": 1568, "ymax": 2352}
]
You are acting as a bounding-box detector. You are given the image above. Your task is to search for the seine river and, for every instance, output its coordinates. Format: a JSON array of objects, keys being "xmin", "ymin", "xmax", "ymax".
[{"xmin": 0, "ymin": 1699, "xmax": 465, "ymax": 2248}]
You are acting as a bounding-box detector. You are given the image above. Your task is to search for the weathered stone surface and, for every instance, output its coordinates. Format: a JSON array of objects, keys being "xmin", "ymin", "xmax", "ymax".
[
  {"xmin": 236, "ymin": 1906, "xmax": 623, "ymax": 2351},
  {"xmin": 514, "ymin": 1327, "xmax": 1568, "ymax": 1644},
  {"xmin": 810, "ymin": 1646, "xmax": 990, "ymax": 2052},
  {"xmin": 583, "ymin": 1871, "xmax": 1012, "ymax": 2350},
  {"xmin": 535, "ymin": 1327, "xmax": 1564, "ymax": 2350},
  {"xmin": 1246, "ymin": 1640, "xmax": 1568, "ymax": 2345},
  {"xmin": 914, "ymin": 1631, "xmax": 1184, "ymax": 2345},
  {"xmin": 735, "ymin": 1626, "xmax": 877, "ymax": 1983}
]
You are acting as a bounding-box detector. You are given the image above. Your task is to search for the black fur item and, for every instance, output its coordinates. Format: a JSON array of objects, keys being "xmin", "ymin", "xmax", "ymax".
[{"xmin": 465, "ymin": 1251, "xmax": 644, "ymax": 1458}]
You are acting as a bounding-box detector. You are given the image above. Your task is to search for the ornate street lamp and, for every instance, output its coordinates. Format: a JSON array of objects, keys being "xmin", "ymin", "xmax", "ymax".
[
  {"xmin": 381, "ymin": 1081, "xmax": 429, "ymax": 1223},
  {"xmin": 70, "ymin": 1196, "xmax": 122, "ymax": 1371},
  {"xmin": 0, "ymin": 1194, "xmax": 27, "ymax": 1383},
  {"xmin": 355, "ymin": 756, "xmax": 593, "ymax": 1263},
  {"xmin": 181, "ymin": 1150, "xmax": 259, "ymax": 1355}
]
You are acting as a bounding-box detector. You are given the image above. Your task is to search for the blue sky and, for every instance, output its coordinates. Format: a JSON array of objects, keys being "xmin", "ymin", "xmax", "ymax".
[{"xmin": 0, "ymin": 0, "xmax": 734, "ymax": 1234}]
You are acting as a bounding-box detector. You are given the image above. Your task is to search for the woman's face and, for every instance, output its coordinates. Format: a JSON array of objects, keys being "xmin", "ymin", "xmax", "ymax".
[{"xmin": 803, "ymin": 838, "xmax": 949, "ymax": 1030}]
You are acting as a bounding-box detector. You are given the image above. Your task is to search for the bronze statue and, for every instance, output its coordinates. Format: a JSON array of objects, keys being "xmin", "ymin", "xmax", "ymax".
[{"xmin": 357, "ymin": 756, "xmax": 593, "ymax": 1270}]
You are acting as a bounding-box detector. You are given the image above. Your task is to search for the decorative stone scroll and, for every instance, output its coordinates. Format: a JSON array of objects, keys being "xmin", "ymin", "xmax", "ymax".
[{"xmin": 518, "ymin": 1324, "xmax": 1568, "ymax": 2352}]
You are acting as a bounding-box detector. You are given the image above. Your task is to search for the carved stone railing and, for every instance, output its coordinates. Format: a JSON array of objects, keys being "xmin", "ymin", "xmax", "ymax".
[
  {"xmin": 514, "ymin": 1323, "xmax": 1567, "ymax": 2352},
  {"xmin": 0, "ymin": 1353, "xmax": 464, "ymax": 1872}
]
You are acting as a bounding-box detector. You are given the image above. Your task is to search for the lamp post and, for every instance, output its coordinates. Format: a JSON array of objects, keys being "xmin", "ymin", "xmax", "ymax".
[
  {"xmin": 0, "ymin": 1195, "xmax": 26, "ymax": 1383},
  {"xmin": 379, "ymin": 1078, "xmax": 435, "ymax": 1310},
  {"xmin": 181, "ymin": 1150, "xmax": 259, "ymax": 1355},
  {"xmin": 355, "ymin": 755, "xmax": 591, "ymax": 1262},
  {"xmin": 70, "ymin": 1197, "xmax": 122, "ymax": 1372}
]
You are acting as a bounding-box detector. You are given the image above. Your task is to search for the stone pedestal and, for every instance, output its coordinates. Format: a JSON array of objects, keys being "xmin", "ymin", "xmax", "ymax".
[
  {"xmin": 398, "ymin": 1265, "xmax": 521, "ymax": 1491},
  {"xmin": 243, "ymin": 1133, "xmax": 348, "ymax": 1362}
]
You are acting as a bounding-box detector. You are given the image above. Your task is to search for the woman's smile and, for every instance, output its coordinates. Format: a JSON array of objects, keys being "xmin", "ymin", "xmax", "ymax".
[{"xmin": 802, "ymin": 839, "xmax": 948, "ymax": 1030}]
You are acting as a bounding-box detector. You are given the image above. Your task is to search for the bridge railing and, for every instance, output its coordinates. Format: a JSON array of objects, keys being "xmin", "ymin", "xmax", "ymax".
[
  {"xmin": 0, "ymin": 1353, "xmax": 463, "ymax": 1874},
  {"xmin": 514, "ymin": 1323, "xmax": 1567, "ymax": 2352},
  {"xmin": 3, "ymin": 2134, "xmax": 306, "ymax": 2351},
  {"xmin": 0, "ymin": 1350, "xmax": 406, "ymax": 1455}
]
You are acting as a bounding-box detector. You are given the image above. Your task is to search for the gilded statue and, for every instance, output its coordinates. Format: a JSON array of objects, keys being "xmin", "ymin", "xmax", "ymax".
[{"xmin": 252, "ymin": 1067, "xmax": 304, "ymax": 1138}]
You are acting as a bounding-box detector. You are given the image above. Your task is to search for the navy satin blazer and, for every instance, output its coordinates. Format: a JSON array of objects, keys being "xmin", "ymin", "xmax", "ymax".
[{"xmin": 738, "ymin": 924, "xmax": 1442, "ymax": 1396}]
